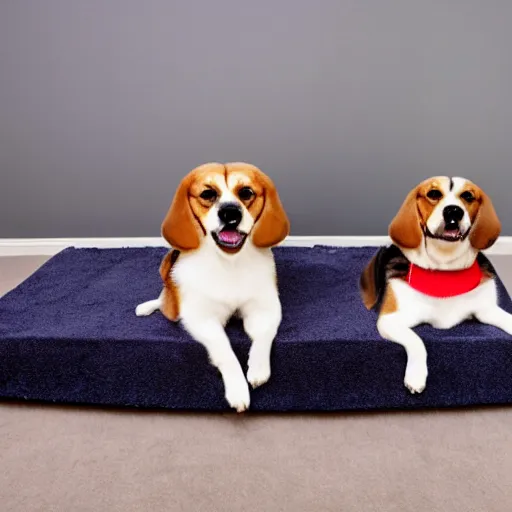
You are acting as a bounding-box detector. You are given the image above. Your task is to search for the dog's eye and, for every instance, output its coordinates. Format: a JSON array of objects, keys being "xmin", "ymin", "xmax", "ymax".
[
  {"xmin": 460, "ymin": 191, "xmax": 475, "ymax": 203},
  {"xmin": 238, "ymin": 187, "xmax": 254, "ymax": 201},
  {"xmin": 426, "ymin": 189, "xmax": 443, "ymax": 200},
  {"xmin": 199, "ymin": 189, "xmax": 217, "ymax": 201}
]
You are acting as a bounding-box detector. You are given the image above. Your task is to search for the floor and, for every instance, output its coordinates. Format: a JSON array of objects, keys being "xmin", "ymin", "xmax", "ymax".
[{"xmin": 1, "ymin": 255, "xmax": 512, "ymax": 512}]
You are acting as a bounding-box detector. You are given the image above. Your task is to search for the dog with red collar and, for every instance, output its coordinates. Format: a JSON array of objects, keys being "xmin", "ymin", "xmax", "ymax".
[{"xmin": 360, "ymin": 176, "xmax": 512, "ymax": 394}]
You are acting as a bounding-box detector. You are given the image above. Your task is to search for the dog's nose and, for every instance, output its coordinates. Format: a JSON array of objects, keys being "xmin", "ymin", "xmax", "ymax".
[
  {"xmin": 218, "ymin": 203, "xmax": 242, "ymax": 228},
  {"xmin": 443, "ymin": 205, "xmax": 464, "ymax": 222}
]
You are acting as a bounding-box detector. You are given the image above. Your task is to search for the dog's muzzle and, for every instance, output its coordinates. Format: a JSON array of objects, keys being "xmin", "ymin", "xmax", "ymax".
[
  {"xmin": 212, "ymin": 203, "xmax": 247, "ymax": 250},
  {"xmin": 443, "ymin": 205, "xmax": 464, "ymax": 226},
  {"xmin": 427, "ymin": 205, "xmax": 468, "ymax": 242},
  {"xmin": 218, "ymin": 203, "xmax": 242, "ymax": 228}
]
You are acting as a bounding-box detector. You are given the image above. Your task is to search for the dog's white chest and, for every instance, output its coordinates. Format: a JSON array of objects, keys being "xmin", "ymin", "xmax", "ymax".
[
  {"xmin": 173, "ymin": 244, "xmax": 276, "ymax": 316},
  {"xmin": 390, "ymin": 277, "xmax": 498, "ymax": 329}
]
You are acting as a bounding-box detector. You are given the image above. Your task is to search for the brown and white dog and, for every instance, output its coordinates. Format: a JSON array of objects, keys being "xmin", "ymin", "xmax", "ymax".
[
  {"xmin": 135, "ymin": 162, "xmax": 290, "ymax": 412},
  {"xmin": 360, "ymin": 176, "xmax": 512, "ymax": 394}
]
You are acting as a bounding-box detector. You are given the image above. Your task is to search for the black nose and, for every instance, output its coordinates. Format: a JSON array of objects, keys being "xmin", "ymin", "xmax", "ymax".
[
  {"xmin": 218, "ymin": 203, "xmax": 242, "ymax": 228},
  {"xmin": 443, "ymin": 205, "xmax": 464, "ymax": 222}
]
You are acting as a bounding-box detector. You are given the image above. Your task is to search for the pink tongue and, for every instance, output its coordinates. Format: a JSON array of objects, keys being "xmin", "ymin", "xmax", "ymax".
[{"xmin": 219, "ymin": 230, "xmax": 242, "ymax": 245}]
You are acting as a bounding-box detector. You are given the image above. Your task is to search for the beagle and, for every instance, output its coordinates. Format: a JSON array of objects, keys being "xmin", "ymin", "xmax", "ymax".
[
  {"xmin": 135, "ymin": 162, "xmax": 290, "ymax": 412},
  {"xmin": 360, "ymin": 176, "xmax": 512, "ymax": 394}
]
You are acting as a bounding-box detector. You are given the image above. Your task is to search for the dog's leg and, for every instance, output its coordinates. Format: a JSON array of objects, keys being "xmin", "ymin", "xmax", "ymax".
[
  {"xmin": 377, "ymin": 313, "xmax": 428, "ymax": 394},
  {"xmin": 135, "ymin": 298, "xmax": 162, "ymax": 316},
  {"xmin": 241, "ymin": 296, "xmax": 282, "ymax": 389},
  {"xmin": 474, "ymin": 306, "xmax": 512, "ymax": 335},
  {"xmin": 181, "ymin": 316, "xmax": 250, "ymax": 412}
]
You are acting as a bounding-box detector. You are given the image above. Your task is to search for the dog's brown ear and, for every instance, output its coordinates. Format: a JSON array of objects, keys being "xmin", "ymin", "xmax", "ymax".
[
  {"xmin": 161, "ymin": 174, "xmax": 201, "ymax": 251},
  {"xmin": 252, "ymin": 173, "xmax": 290, "ymax": 248},
  {"xmin": 470, "ymin": 190, "xmax": 501, "ymax": 250},
  {"xmin": 389, "ymin": 187, "xmax": 423, "ymax": 249}
]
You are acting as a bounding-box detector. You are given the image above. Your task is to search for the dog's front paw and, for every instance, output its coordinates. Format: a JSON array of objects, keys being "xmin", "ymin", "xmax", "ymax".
[
  {"xmin": 404, "ymin": 362, "xmax": 428, "ymax": 394},
  {"xmin": 247, "ymin": 357, "xmax": 271, "ymax": 389},
  {"xmin": 135, "ymin": 305, "xmax": 150, "ymax": 316},
  {"xmin": 224, "ymin": 374, "xmax": 251, "ymax": 413},
  {"xmin": 135, "ymin": 300, "xmax": 158, "ymax": 317}
]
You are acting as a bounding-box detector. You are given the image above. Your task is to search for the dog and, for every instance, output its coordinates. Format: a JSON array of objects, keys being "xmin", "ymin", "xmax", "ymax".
[
  {"xmin": 135, "ymin": 162, "xmax": 290, "ymax": 412},
  {"xmin": 359, "ymin": 176, "xmax": 512, "ymax": 394}
]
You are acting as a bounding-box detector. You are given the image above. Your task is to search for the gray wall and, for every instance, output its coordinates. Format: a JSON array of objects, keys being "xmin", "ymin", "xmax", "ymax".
[{"xmin": 1, "ymin": 0, "xmax": 512, "ymax": 238}]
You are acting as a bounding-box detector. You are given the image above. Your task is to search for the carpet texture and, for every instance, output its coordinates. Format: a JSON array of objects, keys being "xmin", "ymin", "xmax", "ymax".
[{"xmin": 0, "ymin": 246, "xmax": 512, "ymax": 412}]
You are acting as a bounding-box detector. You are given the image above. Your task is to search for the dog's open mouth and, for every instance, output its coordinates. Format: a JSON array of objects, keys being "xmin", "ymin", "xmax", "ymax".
[
  {"xmin": 426, "ymin": 223, "xmax": 467, "ymax": 242},
  {"xmin": 439, "ymin": 227, "xmax": 463, "ymax": 242},
  {"xmin": 212, "ymin": 229, "xmax": 247, "ymax": 251}
]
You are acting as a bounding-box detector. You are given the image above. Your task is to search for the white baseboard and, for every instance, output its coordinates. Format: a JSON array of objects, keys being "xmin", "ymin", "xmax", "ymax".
[{"xmin": 0, "ymin": 236, "xmax": 511, "ymax": 257}]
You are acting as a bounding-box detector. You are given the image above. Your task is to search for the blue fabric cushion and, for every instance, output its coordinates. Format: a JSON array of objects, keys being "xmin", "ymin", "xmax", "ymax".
[{"xmin": 0, "ymin": 246, "xmax": 511, "ymax": 411}]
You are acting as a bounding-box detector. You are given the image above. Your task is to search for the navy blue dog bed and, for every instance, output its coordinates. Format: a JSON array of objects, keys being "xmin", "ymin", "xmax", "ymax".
[{"xmin": 1, "ymin": 246, "xmax": 512, "ymax": 412}]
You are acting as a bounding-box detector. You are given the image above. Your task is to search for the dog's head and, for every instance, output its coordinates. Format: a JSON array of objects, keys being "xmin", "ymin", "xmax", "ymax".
[
  {"xmin": 161, "ymin": 162, "xmax": 290, "ymax": 254},
  {"xmin": 389, "ymin": 176, "xmax": 501, "ymax": 255}
]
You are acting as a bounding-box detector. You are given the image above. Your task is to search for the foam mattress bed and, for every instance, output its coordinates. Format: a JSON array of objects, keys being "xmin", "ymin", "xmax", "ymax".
[{"xmin": 1, "ymin": 245, "xmax": 511, "ymax": 412}]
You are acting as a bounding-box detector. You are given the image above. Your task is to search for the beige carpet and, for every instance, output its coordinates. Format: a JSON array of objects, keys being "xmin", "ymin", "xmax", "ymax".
[{"xmin": 1, "ymin": 255, "xmax": 512, "ymax": 512}]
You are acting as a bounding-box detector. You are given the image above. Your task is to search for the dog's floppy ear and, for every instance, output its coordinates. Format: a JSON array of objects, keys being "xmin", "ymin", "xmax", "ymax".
[
  {"xmin": 388, "ymin": 186, "xmax": 423, "ymax": 249},
  {"xmin": 161, "ymin": 174, "xmax": 201, "ymax": 251},
  {"xmin": 470, "ymin": 190, "xmax": 501, "ymax": 250},
  {"xmin": 252, "ymin": 173, "xmax": 290, "ymax": 248}
]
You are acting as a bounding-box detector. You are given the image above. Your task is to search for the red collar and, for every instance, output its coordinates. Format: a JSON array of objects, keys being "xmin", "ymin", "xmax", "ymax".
[{"xmin": 407, "ymin": 259, "xmax": 483, "ymax": 298}]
